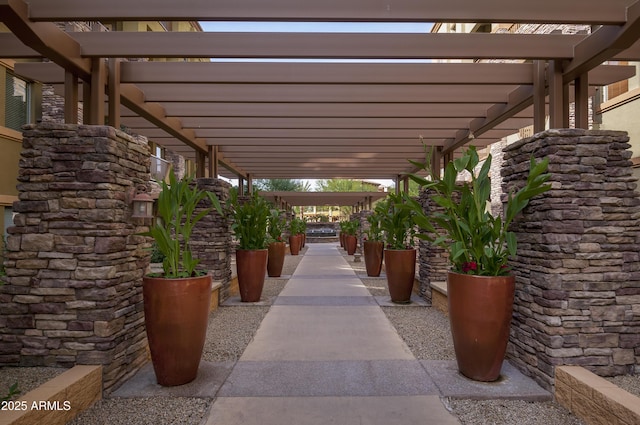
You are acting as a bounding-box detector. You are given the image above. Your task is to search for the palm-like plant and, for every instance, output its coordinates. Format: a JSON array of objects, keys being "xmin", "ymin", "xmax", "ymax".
[
  {"xmin": 144, "ymin": 170, "xmax": 222, "ymax": 278},
  {"xmin": 379, "ymin": 192, "xmax": 417, "ymax": 250},
  {"xmin": 229, "ymin": 191, "xmax": 270, "ymax": 250},
  {"xmin": 364, "ymin": 201, "xmax": 386, "ymax": 242},
  {"xmin": 267, "ymin": 209, "xmax": 286, "ymax": 243},
  {"xmin": 407, "ymin": 145, "xmax": 550, "ymax": 276}
]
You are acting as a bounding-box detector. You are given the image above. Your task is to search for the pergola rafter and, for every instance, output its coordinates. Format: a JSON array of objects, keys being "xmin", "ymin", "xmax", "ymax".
[{"xmin": 1, "ymin": 0, "xmax": 640, "ymax": 181}]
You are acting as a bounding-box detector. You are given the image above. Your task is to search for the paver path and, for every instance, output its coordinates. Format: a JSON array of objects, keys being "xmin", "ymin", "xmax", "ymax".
[{"xmin": 205, "ymin": 243, "xmax": 460, "ymax": 425}]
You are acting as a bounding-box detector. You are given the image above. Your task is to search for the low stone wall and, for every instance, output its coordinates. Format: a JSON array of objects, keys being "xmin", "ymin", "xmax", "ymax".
[
  {"xmin": 555, "ymin": 366, "xmax": 640, "ymax": 425},
  {"xmin": 0, "ymin": 123, "xmax": 150, "ymax": 394},
  {"xmin": 502, "ymin": 129, "xmax": 640, "ymax": 391}
]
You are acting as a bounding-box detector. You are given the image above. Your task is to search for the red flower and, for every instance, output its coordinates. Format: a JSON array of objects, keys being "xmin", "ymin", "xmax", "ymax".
[{"xmin": 462, "ymin": 261, "xmax": 478, "ymax": 273}]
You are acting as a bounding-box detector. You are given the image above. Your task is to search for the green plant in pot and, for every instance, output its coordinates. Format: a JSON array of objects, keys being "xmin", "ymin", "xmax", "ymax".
[
  {"xmin": 363, "ymin": 201, "xmax": 386, "ymax": 277},
  {"xmin": 142, "ymin": 170, "xmax": 222, "ymax": 386},
  {"xmin": 288, "ymin": 217, "xmax": 304, "ymax": 255},
  {"xmin": 229, "ymin": 190, "xmax": 270, "ymax": 302},
  {"xmin": 379, "ymin": 192, "xmax": 418, "ymax": 303},
  {"xmin": 407, "ymin": 145, "xmax": 550, "ymax": 382},
  {"xmin": 267, "ymin": 208, "xmax": 286, "ymax": 277},
  {"xmin": 342, "ymin": 219, "xmax": 359, "ymax": 255}
]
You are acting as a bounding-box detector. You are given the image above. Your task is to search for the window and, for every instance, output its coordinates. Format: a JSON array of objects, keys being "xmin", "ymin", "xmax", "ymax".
[{"xmin": 4, "ymin": 71, "xmax": 31, "ymax": 131}]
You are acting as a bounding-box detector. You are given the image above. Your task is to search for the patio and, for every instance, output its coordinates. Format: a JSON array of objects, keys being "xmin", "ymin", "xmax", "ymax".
[{"xmin": 2, "ymin": 2, "xmax": 640, "ymax": 424}]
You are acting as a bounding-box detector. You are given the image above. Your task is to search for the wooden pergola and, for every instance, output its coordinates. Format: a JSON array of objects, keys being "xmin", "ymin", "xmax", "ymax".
[{"xmin": 2, "ymin": 0, "xmax": 640, "ymax": 185}]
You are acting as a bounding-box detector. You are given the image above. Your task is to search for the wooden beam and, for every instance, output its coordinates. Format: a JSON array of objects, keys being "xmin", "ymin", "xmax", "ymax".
[
  {"xmin": 0, "ymin": 0, "xmax": 90, "ymax": 80},
  {"xmin": 564, "ymin": 0, "xmax": 640, "ymax": 82},
  {"xmin": 24, "ymin": 0, "xmax": 631, "ymax": 24},
  {"xmin": 71, "ymin": 32, "xmax": 583, "ymax": 60},
  {"xmin": 443, "ymin": 85, "xmax": 534, "ymax": 154}
]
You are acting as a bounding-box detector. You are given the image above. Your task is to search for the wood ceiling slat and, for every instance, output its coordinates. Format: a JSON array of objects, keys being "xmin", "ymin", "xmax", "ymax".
[
  {"xmin": 25, "ymin": 0, "xmax": 633, "ymax": 24},
  {"xmin": 73, "ymin": 32, "xmax": 581, "ymax": 60},
  {"xmin": 120, "ymin": 61, "xmax": 536, "ymax": 84},
  {"xmin": 135, "ymin": 83, "xmax": 519, "ymax": 103}
]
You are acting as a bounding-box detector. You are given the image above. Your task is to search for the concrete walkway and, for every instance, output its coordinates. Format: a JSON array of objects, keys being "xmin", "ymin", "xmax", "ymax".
[{"xmin": 205, "ymin": 243, "xmax": 460, "ymax": 425}]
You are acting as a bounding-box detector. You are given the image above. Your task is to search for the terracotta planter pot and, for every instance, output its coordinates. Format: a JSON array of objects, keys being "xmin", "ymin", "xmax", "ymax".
[
  {"xmin": 143, "ymin": 274, "xmax": 212, "ymax": 386},
  {"xmin": 236, "ymin": 249, "xmax": 268, "ymax": 302},
  {"xmin": 345, "ymin": 235, "xmax": 357, "ymax": 255},
  {"xmin": 339, "ymin": 232, "xmax": 344, "ymax": 248},
  {"xmin": 363, "ymin": 240, "xmax": 384, "ymax": 277},
  {"xmin": 447, "ymin": 271, "xmax": 515, "ymax": 382},
  {"xmin": 267, "ymin": 241, "xmax": 286, "ymax": 277},
  {"xmin": 289, "ymin": 234, "xmax": 301, "ymax": 255},
  {"xmin": 385, "ymin": 248, "xmax": 416, "ymax": 303},
  {"xmin": 301, "ymin": 233, "xmax": 306, "ymax": 248}
]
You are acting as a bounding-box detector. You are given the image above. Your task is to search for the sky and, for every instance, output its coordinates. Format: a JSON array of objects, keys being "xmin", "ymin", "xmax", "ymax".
[{"xmin": 199, "ymin": 21, "xmax": 434, "ymax": 33}]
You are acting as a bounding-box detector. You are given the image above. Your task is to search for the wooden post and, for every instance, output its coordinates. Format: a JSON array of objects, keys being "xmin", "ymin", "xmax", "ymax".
[
  {"xmin": 107, "ymin": 58, "xmax": 121, "ymax": 129},
  {"xmin": 89, "ymin": 58, "xmax": 105, "ymax": 125},
  {"xmin": 64, "ymin": 71, "xmax": 78, "ymax": 124},
  {"xmin": 575, "ymin": 73, "xmax": 589, "ymax": 129},
  {"xmin": 533, "ymin": 60, "xmax": 546, "ymax": 133}
]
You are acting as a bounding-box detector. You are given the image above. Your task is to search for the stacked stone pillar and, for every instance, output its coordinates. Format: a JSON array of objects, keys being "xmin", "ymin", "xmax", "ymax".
[
  {"xmin": 416, "ymin": 188, "xmax": 452, "ymax": 304},
  {"xmin": 502, "ymin": 129, "xmax": 640, "ymax": 391},
  {"xmin": 191, "ymin": 178, "xmax": 232, "ymax": 301},
  {"xmin": 0, "ymin": 123, "xmax": 151, "ymax": 394}
]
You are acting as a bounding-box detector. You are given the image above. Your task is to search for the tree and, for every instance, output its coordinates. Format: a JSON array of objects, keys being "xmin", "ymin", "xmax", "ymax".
[
  {"xmin": 315, "ymin": 179, "xmax": 380, "ymax": 192},
  {"xmin": 254, "ymin": 179, "xmax": 311, "ymax": 192}
]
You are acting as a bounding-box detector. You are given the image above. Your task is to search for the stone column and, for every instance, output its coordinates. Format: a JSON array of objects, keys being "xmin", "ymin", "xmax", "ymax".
[
  {"xmin": 0, "ymin": 123, "xmax": 151, "ymax": 394},
  {"xmin": 191, "ymin": 178, "xmax": 232, "ymax": 302},
  {"xmin": 502, "ymin": 129, "xmax": 640, "ymax": 391},
  {"xmin": 416, "ymin": 187, "xmax": 452, "ymax": 304}
]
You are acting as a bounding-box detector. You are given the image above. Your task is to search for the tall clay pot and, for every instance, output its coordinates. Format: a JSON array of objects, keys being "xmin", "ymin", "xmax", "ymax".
[
  {"xmin": 143, "ymin": 274, "xmax": 212, "ymax": 386},
  {"xmin": 447, "ymin": 272, "xmax": 515, "ymax": 382},
  {"xmin": 339, "ymin": 232, "xmax": 344, "ymax": 248},
  {"xmin": 345, "ymin": 235, "xmax": 357, "ymax": 255},
  {"xmin": 289, "ymin": 234, "xmax": 301, "ymax": 255},
  {"xmin": 236, "ymin": 249, "xmax": 268, "ymax": 302},
  {"xmin": 363, "ymin": 240, "xmax": 384, "ymax": 277},
  {"xmin": 267, "ymin": 241, "xmax": 286, "ymax": 277},
  {"xmin": 384, "ymin": 248, "xmax": 416, "ymax": 303}
]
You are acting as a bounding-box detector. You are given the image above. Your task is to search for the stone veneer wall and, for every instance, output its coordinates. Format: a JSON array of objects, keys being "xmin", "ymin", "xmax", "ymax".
[
  {"xmin": 191, "ymin": 178, "xmax": 232, "ymax": 302},
  {"xmin": 502, "ymin": 129, "xmax": 640, "ymax": 391},
  {"xmin": 0, "ymin": 123, "xmax": 151, "ymax": 394},
  {"xmin": 416, "ymin": 188, "xmax": 452, "ymax": 304},
  {"xmin": 350, "ymin": 211, "xmax": 369, "ymax": 254}
]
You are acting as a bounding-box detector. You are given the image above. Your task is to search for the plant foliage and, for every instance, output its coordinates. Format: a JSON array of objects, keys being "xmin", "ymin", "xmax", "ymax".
[
  {"xmin": 1, "ymin": 382, "xmax": 19, "ymax": 402},
  {"xmin": 407, "ymin": 145, "xmax": 551, "ymax": 276},
  {"xmin": 341, "ymin": 219, "xmax": 360, "ymax": 236},
  {"xmin": 364, "ymin": 201, "xmax": 386, "ymax": 242},
  {"xmin": 288, "ymin": 217, "xmax": 306, "ymax": 236},
  {"xmin": 378, "ymin": 192, "xmax": 418, "ymax": 250},
  {"xmin": 267, "ymin": 209, "xmax": 286, "ymax": 243},
  {"xmin": 142, "ymin": 170, "xmax": 222, "ymax": 278},
  {"xmin": 229, "ymin": 191, "xmax": 270, "ymax": 250}
]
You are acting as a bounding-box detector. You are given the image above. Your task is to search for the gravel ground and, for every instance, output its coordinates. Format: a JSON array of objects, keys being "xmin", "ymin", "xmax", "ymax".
[
  {"xmin": 445, "ymin": 399, "xmax": 584, "ymax": 425},
  {"xmin": 607, "ymin": 374, "xmax": 640, "ymax": 397},
  {"xmin": 0, "ymin": 367, "xmax": 65, "ymax": 401}
]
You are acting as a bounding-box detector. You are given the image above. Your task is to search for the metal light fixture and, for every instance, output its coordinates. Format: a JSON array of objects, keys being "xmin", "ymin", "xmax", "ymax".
[{"xmin": 131, "ymin": 185, "xmax": 154, "ymax": 219}]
